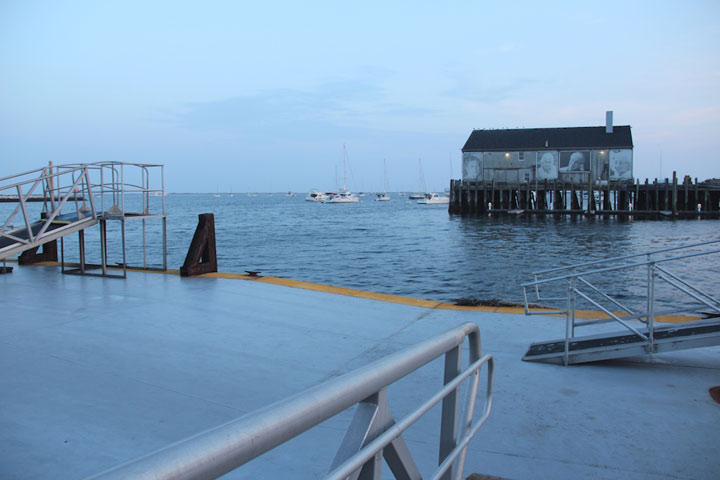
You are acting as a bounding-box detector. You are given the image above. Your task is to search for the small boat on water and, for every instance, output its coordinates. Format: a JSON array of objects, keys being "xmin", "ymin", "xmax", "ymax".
[
  {"xmin": 409, "ymin": 159, "xmax": 427, "ymax": 200},
  {"xmin": 417, "ymin": 193, "xmax": 449, "ymax": 205},
  {"xmin": 375, "ymin": 159, "xmax": 391, "ymax": 201},
  {"xmin": 325, "ymin": 144, "xmax": 359, "ymax": 204},
  {"xmin": 305, "ymin": 189, "xmax": 327, "ymax": 202},
  {"xmin": 325, "ymin": 189, "xmax": 359, "ymax": 204}
]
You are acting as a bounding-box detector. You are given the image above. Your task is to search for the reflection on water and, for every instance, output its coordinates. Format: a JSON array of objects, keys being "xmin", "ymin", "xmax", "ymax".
[{"xmin": 3, "ymin": 194, "xmax": 718, "ymax": 312}]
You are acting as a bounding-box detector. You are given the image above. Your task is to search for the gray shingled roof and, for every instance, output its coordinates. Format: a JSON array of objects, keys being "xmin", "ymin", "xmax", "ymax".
[{"xmin": 462, "ymin": 126, "xmax": 633, "ymax": 151}]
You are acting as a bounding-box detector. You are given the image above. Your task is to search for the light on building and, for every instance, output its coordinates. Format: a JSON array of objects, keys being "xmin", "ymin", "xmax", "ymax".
[{"xmin": 505, "ymin": 153, "xmax": 510, "ymax": 158}]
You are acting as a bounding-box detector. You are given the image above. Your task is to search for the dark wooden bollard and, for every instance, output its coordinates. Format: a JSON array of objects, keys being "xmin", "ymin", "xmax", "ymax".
[
  {"xmin": 18, "ymin": 240, "xmax": 58, "ymax": 265},
  {"xmin": 180, "ymin": 213, "xmax": 218, "ymax": 277}
]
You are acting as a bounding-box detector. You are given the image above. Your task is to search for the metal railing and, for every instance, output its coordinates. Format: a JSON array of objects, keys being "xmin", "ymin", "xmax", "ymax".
[
  {"xmin": 86, "ymin": 322, "xmax": 494, "ymax": 480},
  {"xmin": 522, "ymin": 238, "xmax": 720, "ymax": 364},
  {"xmin": 1, "ymin": 164, "xmax": 98, "ymax": 259},
  {"xmin": 1, "ymin": 161, "xmax": 166, "ymax": 275}
]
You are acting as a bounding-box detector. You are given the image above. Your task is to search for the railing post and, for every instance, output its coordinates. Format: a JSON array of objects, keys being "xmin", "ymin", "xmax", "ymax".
[
  {"xmin": 439, "ymin": 345, "xmax": 461, "ymax": 480},
  {"xmin": 647, "ymin": 261, "xmax": 655, "ymax": 351},
  {"xmin": 565, "ymin": 277, "xmax": 573, "ymax": 365}
]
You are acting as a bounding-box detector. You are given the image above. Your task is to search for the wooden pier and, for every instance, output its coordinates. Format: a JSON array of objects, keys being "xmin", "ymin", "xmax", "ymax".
[{"xmin": 449, "ymin": 173, "xmax": 720, "ymax": 217}]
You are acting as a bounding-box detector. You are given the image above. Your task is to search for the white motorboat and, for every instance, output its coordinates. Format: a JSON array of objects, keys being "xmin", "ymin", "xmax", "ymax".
[
  {"xmin": 305, "ymin": 189, "xmax": 327, "ymax": 202},
  {"xmin": 417, "ymin": 193, "xmax": 449, "ymax": 205},
  {"xmin": 325, "ymin": 189, "xmax": 359, "ymax": 203}
]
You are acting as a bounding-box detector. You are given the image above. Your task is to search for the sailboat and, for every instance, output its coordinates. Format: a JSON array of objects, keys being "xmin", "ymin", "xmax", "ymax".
[
  {"xmin": 325, "ymin": 144, "xmax": 359, "ymax": 204},
  {"xmin": 408, "ymin": 159, "xmax": 427, "ymax": 199},
  {"xmin": 375, "ymin": 159, "xmax": 390, "ymax": 201}
]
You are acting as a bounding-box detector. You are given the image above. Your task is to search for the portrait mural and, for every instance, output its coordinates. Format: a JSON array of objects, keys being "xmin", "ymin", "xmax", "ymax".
[
  {"xmin": 609, "ymin": 149, "xmax": 632, "ymax": 180},
  {"xmin": 535, "ymin": 151, "xmax": 558, "ymax": 180},
  {"xmin": 559, "ymin": 151, "xmax": 590, "ymax": 172},
  {"xmin": 592, "ymin": 150, "xmax": 610, "ymax": 180},
  {"xmin": 462, "ymin": 152, "xmax": 483, "ymax": 181}
]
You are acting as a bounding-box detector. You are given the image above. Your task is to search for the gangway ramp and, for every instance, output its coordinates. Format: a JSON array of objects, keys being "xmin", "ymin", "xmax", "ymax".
[
  {"xmin": 521, "ymin": 239, "xmax": 720, "ymax": 365},
  {"xmin": 523, "ymin": 318, "xmax": 720, "ymax": 364},
  {"xmin": 0, "ymin": 212, "xmax": 97, "ymax": 260},
  {"xmin": 1, "ymin": 161, "xmax": 167, "ymax": 276}
]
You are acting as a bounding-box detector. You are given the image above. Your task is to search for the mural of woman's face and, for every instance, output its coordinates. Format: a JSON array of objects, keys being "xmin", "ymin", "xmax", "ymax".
[
  {"xmin": 616, "ymin": 157, "xmax": 630, "ymax": 174},
  {"xmin": 569, "ymin": 152, "xmax": 584, "ymax": 170}
]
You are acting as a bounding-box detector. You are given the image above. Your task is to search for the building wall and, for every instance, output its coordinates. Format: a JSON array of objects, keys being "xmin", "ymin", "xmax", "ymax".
[{"xmin": 462, "ymin": 149, "xmax": 633, "ymax": 183}]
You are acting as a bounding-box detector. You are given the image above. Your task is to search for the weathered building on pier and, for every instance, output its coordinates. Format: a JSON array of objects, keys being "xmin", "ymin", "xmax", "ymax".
[
  {"xmin": 461, "ymin": 114, "xmax": 634, "ymax": 185},
  {"xmin": 451, "ymin": 114, "xmax": 720, "ymax": 216}
]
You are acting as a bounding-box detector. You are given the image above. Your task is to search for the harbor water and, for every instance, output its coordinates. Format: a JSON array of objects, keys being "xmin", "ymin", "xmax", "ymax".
[{"xmin": 4, "ymin": 193, "xmax": 719, "ymax": 311}]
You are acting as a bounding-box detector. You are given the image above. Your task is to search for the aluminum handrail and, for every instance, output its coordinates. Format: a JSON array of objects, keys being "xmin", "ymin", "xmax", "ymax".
[
  {"xmin": 522, "ymin": 239, "xmax": 720, "ymax": 364},
  {"xmin": 531, "ymin": 238, "xmax": 720, "ymax": 277},
  {"xmin": 86, "ymin": 322, "xmax": 494, "ymax": 480},
  {"xmin": 522, "ymin": 247, "xmax": 720, "ymax": 288},
  {"xmin": 2, "ymin": 162, "xmax": 167, "ymax": 273}
]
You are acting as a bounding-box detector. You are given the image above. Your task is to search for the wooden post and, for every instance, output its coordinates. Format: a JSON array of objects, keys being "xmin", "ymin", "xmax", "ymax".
[
  {"xmin": 672, "ymin": 171, "xmax": 677, "ymax": 214},
  {"xmin": 480, "ymin": 180, "xmax": 488, "ymax": 212},
  {"xmin": 180, "ymin": 213, "xmax": 218, "ymax": 277},
  {"xmin": 491, "ymin": 180, "xmax": 495, "ymax": 211},
  {"xmin": 18, "ymin": 240, "xmax": 58, "ymax": 265}
]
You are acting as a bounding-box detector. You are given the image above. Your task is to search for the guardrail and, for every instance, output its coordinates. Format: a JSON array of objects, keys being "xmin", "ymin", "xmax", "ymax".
[
  {"xmin": 522, "ymin": 239, "xmax": 720, "ymax": 364},
  {"xmin": 1, "ymin": 164, "xmax": 98, "ymax": 259},
  {"xmin": 1, "ymin": 161, "xmax": 166, "ymax": 274},
  {"xmin": 86, "ymin": 322, "xmax": 494, "ymax": 480}
]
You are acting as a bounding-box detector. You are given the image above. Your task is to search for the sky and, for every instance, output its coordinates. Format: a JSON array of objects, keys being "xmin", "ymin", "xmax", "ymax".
[{"xmin": 1, "ymin": 1, "xmax": 719, "ymax": 193}]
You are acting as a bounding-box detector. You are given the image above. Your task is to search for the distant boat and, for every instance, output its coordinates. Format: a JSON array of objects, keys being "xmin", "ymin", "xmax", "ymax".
[
  {"xmin": 325, "ymin": 190, "xmax": 359, "ymax": 204},
  {"xmin": 417, "ymin": 193, "xmax": 449, "ymax": 205},
  {"xmin": 305, "ymin": 190, "xmax": 326, "ymax": 202},
  {"xmin": 375, "ymin": 159, "xmax": 391, "ymax": 201},
  {"xmin": 286, "ymin": 192, "xmax": 296, "ymax": 197},
  {"xmin": 409, "ymin": 159, "xmax": 427, "ymax": 199},
  {"xmin": 325, "ymin": 144, "xmax": 359, "ymax": 204}
]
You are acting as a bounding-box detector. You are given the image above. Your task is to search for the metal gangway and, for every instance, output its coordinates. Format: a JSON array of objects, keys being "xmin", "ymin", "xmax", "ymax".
[
  {"xmin": 86, "ymin": 323, "xmax": 494, "ymax": 480},
  {"xmin": 0, "ymin": 161, "xmax": 166, "ymax": 277},
  {"xmin": 521, "ymin": 239, "xmax": 720, "ymax": 365}
]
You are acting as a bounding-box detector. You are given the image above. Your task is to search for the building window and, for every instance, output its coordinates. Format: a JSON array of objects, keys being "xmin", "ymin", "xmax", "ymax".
[
  {"xmin": 519, "ymin": 152, "xmax": 525, "ymax": 161},
  {"xmin": 524, "ymin": 172, "xmax": 530, "ymax": 182}
]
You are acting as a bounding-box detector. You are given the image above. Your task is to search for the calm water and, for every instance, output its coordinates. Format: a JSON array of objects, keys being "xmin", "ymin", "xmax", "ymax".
[{"xmin": 4, "ymin": 193, "xmax": 719, "ymax": 311}]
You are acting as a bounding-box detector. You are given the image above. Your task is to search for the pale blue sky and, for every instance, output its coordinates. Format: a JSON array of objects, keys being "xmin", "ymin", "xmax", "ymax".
[{"xmin": 1, "ymin": 1, "xmax": 719, "ymax": 192}]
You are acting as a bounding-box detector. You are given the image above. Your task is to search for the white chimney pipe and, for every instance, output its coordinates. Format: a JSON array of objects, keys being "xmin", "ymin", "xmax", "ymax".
[{"xmin": 606, "ymin": 111, "xmax": 613, "ymax": 133}]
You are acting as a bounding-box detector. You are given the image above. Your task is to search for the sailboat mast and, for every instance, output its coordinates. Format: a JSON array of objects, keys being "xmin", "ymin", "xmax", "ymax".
[
  {"xmin": 383, "ymin": 159, "xmax": 388, "ymax": 194},
  {"xmin": 343, "ymin": 144, "xmax": 348, "ymax": 191}
]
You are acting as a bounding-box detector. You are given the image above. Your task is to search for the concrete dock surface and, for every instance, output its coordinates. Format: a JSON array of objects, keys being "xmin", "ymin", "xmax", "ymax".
[{"xmin": 1, "ymin": 264, "xmax": 718, "ymax": 479}]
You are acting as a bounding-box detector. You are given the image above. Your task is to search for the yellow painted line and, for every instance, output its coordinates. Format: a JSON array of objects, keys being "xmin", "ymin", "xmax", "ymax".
[
  {"xmin": 202, "ymin": 272, "xmax": 700, "ymax": 321},
  {"xmin": 8, "ymin": 259, "xmax": 701, "ymax": 322}
]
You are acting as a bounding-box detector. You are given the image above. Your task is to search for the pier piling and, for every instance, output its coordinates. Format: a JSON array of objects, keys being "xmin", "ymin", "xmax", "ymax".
[{"xmin": 449, "ymin": 177, "xmax": 720, "ymax": 217}]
